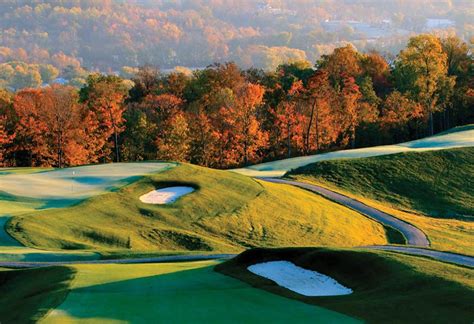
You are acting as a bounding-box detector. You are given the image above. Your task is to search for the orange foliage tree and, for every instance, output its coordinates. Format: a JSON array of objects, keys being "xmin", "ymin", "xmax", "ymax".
[
  {"xmin": 13, "ymin": 85, "xmax": 89, "ymax": 167},
  {"xmin": 80, "ymin": 75, "xmax": 128, "ymax": 162}
]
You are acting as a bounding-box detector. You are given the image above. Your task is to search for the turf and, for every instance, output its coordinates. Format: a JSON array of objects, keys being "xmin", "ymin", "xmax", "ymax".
[
  {"xmin": 287, "ymin": 147, "xmax": 474, "ymax": 220},
  {"xmin": 234, "ymin": 124, "xmax": 474, "ymax": 177},
  {"xmin": 216, "ymin": 247, "xmax": 474, "ymax": 323},
  {"xmin": 0, "ymin": 266, "xmax": 75, "ymax": 323},
  {"xmin": 0, "ymin": 162, "xmax": 178, "ymax": 262},
  {"xmin": 0, "ymin": 162, "xmax": 176, "ymax": 200},
  {"xmin": 7, "ymin": 163, "xmax": 389, "ymax": 253},
  {"xmin": 42, "ymin": 261, "xmax": 359, "ymax": 323}
]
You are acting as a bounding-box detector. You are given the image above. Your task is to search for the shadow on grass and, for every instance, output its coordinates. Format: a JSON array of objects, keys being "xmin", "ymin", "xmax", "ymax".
[
  {"xmin": 48, "ymin": 263, "xmax": 358, "ymax": 323},
  {"xmin": 216, "ymin": 248, "xmax": 474, "ymax": 323}
]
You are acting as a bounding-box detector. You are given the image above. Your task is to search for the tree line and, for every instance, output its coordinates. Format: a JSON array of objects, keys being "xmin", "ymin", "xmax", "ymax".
[{"xmin": 0, "ymin": 34, "xmax": 472, "ymax": 168}]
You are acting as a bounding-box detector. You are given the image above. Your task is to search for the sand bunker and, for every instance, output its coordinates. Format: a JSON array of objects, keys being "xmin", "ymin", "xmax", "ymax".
[
  {"xmin": 248, "ymin": 261, "xmax": 352, "ymax": 296},
  {"xmin": 139, "ymin": 186, "xmax": 195, "ymax": 204}
]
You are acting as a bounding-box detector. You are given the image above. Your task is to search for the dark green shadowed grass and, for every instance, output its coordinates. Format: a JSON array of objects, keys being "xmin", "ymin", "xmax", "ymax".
[
  {"xmin": 216, "ymin": 247, "xmax": 474, "ymax": 323},
  {"xmin": 0, "ymin": 266, "xmax": 75, "ymax": 323}
]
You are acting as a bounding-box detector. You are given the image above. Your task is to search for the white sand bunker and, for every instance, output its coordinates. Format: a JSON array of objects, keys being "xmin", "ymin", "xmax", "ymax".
[
  {"xmin": 248, "ymin": 261, "xmax": 353, "ymax": 297},
  {"xmin": 139, "ymin": 186, "xmax": 195, "ymax": 204}
]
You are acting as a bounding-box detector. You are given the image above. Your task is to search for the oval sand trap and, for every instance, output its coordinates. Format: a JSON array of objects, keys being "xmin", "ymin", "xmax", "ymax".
[
  {"xmin": 248, "ymin": 261, "xmax": 353, "ymax": 296},
  {"xmin": 139, "ymin": 186, "xmax": 195, "ymax": 204}
]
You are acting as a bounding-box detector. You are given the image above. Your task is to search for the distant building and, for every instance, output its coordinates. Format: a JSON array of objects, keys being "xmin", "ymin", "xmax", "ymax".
[{"xmin": 425, "ymin": 18, "xmax": 455, "ymax": 30}]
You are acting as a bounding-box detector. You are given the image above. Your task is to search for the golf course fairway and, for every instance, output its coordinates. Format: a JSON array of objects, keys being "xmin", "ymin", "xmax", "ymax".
[
  {"xmin": 234, "ymin": 125, "xmax": 474, "ymax": 177},
  {"xmin": 6, "ymin": 163, "xmax": 390, "ymax": 253},
  {"xmin": 41, "ymin": 260, "xmax": 359, "ymax": 323},
  {"xmin": 0, "ymin": 162, "xmax": 175, "ymax": 262}
]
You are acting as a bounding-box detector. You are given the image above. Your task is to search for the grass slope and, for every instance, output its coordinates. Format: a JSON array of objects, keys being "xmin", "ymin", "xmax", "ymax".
[
  {"xmin": 7, "ymin": 164, "xmax": 388, "ymax": 253},
  {"xmin": 0, "ymin": 266, "xmax": 75, "ymax": 323},
  {"xmin": 216, "ymin": 248, "xmax": 474, "ymax": 323},
  {"xmin": 234, "ymin": 124, "xmax": 474, "ymax": 177},
  {"xmin": 42, "ymin": 261, "xmax": 358, "ymax": 323},
  {"xmin": 288, "ymin": 147, "xmax": 474, "ymax": 219}
]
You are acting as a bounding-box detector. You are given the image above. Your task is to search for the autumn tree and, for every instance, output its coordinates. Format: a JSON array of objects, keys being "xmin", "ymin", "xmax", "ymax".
[
  {"xmin": 380, "ymin": 91, "xmax": 424, "ymax": 142},
  {"xmin": 317, "ymin": 45, "xmax": 362, "ymax": 88},
  {"xmin": 360, "ymin": 51, "xmax": 391, "ymax": 96},
  {"xmin": 0, "ymin": 90, "xmax": 15, "ymax": 166},
  {"xmin": 234, "ymin": 83, "xmax": 268, "ymax": 166},
  {"xmin": 40, "ymin": 85, "xmax": 87, "ymax": 167},
  {"xmin": 13, "ymin": 89, "xmax": 50, "ymax": 165},
  {"xmin": 338, "ymin": 74, "xmax": 362, "ymax": 148},
  {"xmin": 129, "ymin": 66, "xmax": 161, "ymax": 102},
  {"xmin": 441, "ymin": 36, "xmax": 473, "ymax": 127},
  {"xmin": 80, "ymin": 74, "xmax": 129, "ymax": 162},
  {"xmin": 155, "ymin": 112, "xmax": 190, "ymax": 162},
  {"xmin": 188, "ymin": 109, "xmax": 218, "ymax": 167},
  {"xmin": 272, "ymin": 81, "xmax": 306, "ymax": 158},
  {"xmin": 303, "ymin": 70, "xmax": 335, "ymax": 153},
  {"xmin": 394, "ymin": 34, "xmax": 454, "ymax": 135},
  {"xmin": 13, "ymin": 85, "xmax": 88, "ymax": 167},
  {"xmin": 0, "ymin": 116, "xmax": 13, "ymax": 166}
]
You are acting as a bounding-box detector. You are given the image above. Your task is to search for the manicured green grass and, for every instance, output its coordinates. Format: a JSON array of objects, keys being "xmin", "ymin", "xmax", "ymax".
[
  {"xmin": 234, "ymin": 125, "xmax": 474, "ymax": 177},
  {"xmin": 0, "ymin": 162, "xmax": 175, "ymax": 200},
  {"xmin": 216, "ymin": 248, "xmax": 474, "ymax": 323},
  {"xmin": 0, "ymin": 266, "xmax": 75, "ymax": 323},
  {"xmin": 7, "ymin": 164, "xmax": 389, "ymax": 253},
  {"xmin": 287, "ymin": 147, "xmax": 474, "ymax": 219},
  {"xmin": 41, "ymin": 260, "xmax": 358, "ymax": 323}
]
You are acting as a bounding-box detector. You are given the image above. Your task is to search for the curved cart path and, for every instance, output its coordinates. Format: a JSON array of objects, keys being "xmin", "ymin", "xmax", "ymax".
[
  {"xmin": 262, "ymin": 178, "xmax": 429, "ymax": 246},
  {"xmin": 365, "ymin": 246, "xmax": 474, "ymax": 268},
  {"xmin": 260, "ymin": 178, "xmax": 474, "ymax": 268},
  {"xmin": 1, "ymin": 172, "xmax": 472, "ymax": 268}
]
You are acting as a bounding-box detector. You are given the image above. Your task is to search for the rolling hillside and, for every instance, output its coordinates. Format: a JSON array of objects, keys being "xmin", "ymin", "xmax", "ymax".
[
  {"xmin": 287, "ymin": 147, "xmax": 474, "ymax": 220},
  {"xmin": 6, "ymin": 164, "xmax": 389, "ymax": 253},
  {"xmin": 234, "ymin": 125, "xmax": 474, "ymax": 178}
]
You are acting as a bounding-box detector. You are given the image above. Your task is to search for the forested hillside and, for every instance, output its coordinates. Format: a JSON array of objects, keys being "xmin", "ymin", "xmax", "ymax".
[
  {"xmin": 0, "ymin": 0, "xmax": 472, "ymax": 76},
  {"xmin": 1, "ymin": 33, "xmax": 472, "ymax": 168}
]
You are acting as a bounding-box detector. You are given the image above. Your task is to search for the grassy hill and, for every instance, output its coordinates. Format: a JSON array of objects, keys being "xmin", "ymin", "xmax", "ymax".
[
  {"xmin": 6, "ymin": 164, "xmax": 390, "ymax": 253},
  {"xmin": 216, "ymin": 247, "xmax": 474, "ymax": 323},
  {"xmin": 287, "ymin": 147, "xmax": 474, "ymax": 220},
  {"xmin": 234, "ymin": 125, "xmax": 474, "ymax": 177}
]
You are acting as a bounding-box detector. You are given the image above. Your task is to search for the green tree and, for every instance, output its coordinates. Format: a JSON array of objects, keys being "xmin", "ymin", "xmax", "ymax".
[{"xmin": 394, "ymin": 35, "xmax": 454, "ymax": 135}]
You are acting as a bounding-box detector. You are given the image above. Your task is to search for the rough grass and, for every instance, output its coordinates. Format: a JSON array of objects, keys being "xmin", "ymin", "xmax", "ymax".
[
  {"xmin": 0, "ymin": 266, "xmax": 75, "ymax": 323},
  {"xmin": 7, "ymin": 164, "xmax": 389, "ymax": 253},
  {"xmin": 287, "ymin": 147, "xmax": 474, "ymax": 220},
  {"xmin": 216, "ymin": 247, "xmax": 474, "ymax": 323}
]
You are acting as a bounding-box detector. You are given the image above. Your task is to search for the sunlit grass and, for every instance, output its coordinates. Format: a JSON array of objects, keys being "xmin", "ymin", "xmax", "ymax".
[{"xmin": 7, "ymin": 164, "xmax": 389, "ymax": 253}]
